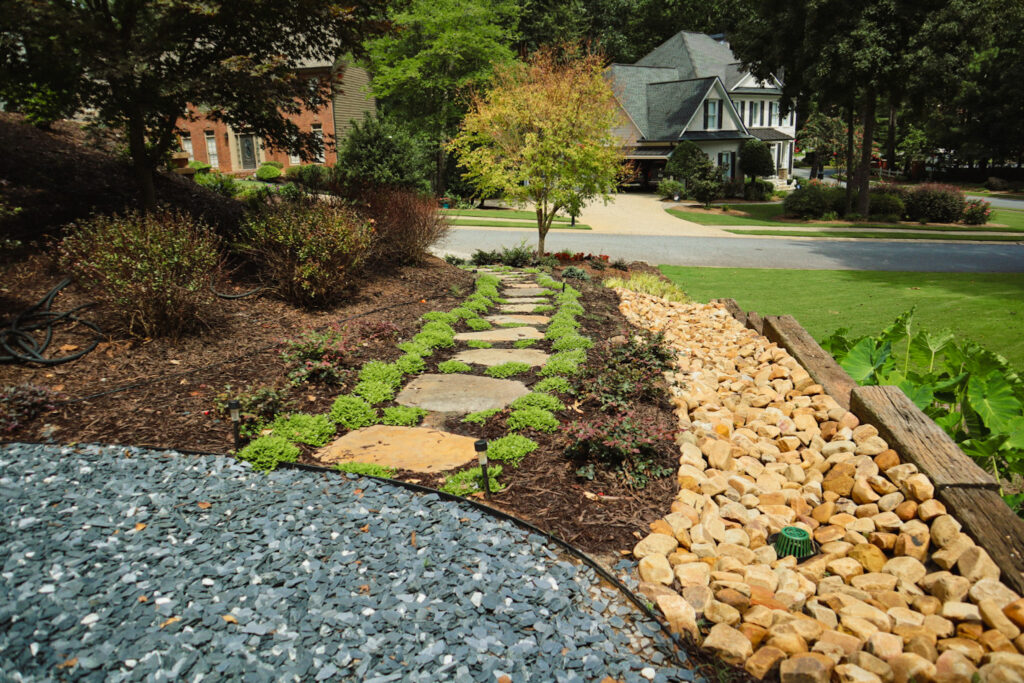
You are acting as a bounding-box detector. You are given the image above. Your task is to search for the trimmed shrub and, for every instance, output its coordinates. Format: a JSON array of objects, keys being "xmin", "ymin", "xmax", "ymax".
[
  {"xmin": 358, "ymin": 361, "xmax": 404, "ymax": 389},
  {"xmin": 905, "ymin": 184, "xmax": 966, "ymax": 223},
  {"xmin": 485, "ymin": 362, "xmax": 531, "ymax": 379},
  {"xmin": 985, "ymin": 177, "xmax": 1011, "ymax": 192},
  {"xmin": 665, "ymin": 140, "xmax": 710, "ymax": 187},
  {"xmin": 657, "ymin": 179, "xmax": 686, "ymax": 200},
  {"xmin": 256, "ymin": 163, "xmax": 282, "ymax": 181},
  {"xmin": 868, "ymin": 191, "xmax": 905, "ymax": 221},
  {"xmin": 603, "ymin": 272, "xmax": 688, "ymax": 303},
  {"xmin": 535, "ymin": 376, "xmax": 572, "ymax": 394},
  {"xmin": 269, "ymin": 413, "xmax": 335, "ymax": 446},
  {"xmin": 437, "ymin": 360, "xmax": 471, "ymax": 373},
  {"xmin": 334, "ymin": 113, "xmax": 432, "ymax": 192},
  {"xmin": 783, "ymin": 184, "xmax": 827, "ymax": 218},
  {"xmin": 486, "ymin": 434, "xmax": 538, "ymax": 466},
  {"xmin": 286, "ymin": 164, "xmax": 331, "ymax": 191},
  {"xmin": 236, "ymin": 198, "xmax": 372, "ymax": 307},
  {"xmin": 462, "ymin": 408, "xmax": 500, "ymax": 425},
  {"xmin": 510, "ymin": 392, "xmax": 564, "ymax": 412},
  {"xmin": 440, "ymin": 465, "xmax": 504, "ymax": 496},
  {"xmin": 739, "ymin": 139, "xmax": 775, "ymax": 180},
  {"xmin": 963, "ymin": 199, "xmax": 992, "ymax": 226},
  {"xmin": 690, "ymin": 164, "xmax": 724, "ymax": 208},
  {"xmin": 353, "ymin": 380, "xmax": 396, "ymax": 405},
  {"xmin": 466, "ymin": 340, "xmax": 493, "ymax": 349},
  {"xmin": 237, "ymin": 435, "xmax": 299, "ymax": 472},
  {"xmin": 329, "ymin": 395, "xmax": 378, "ymax": 430},
  {"xmin": 357, "ymin": 187, "xmax": 450, "ymax": 267},
  {"xmin": 466, "ymin": 318, "xmax": 492, "ymax": 331},
  {"xmin": 188, "ymin": 160, "xmax": 212, "ymax": 173},
  {"xmin": 395, "ymin": 353, "xmax": 427, "ymax": 374},
  {"xmin": 57, "ymin": 209, "xmax": 221, "ymax": 337},
  {"xmin": 743, "ymin": 179, "xmax": 773, "ymax": 202},
  {"xmin": 561, "ymin": 266, "xmax": 590, "ymax": 280}
]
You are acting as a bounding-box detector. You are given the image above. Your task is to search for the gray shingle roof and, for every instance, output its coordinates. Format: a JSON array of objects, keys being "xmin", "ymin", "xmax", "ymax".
[
  {"xmin": 748, "ymin": 127, "xmax": 794, "ymax": 141},
  {"xmin": 605, "ymin": 64, "xmax": 680, "ymax": 137},
  {"xmin": 645, "ymin": 78, "xmax": 716, "ymax": 141},
  {"xmin": 636, "ymin": 32, "xmax": 738, "ymax": 81},
  {"xmin": 680, "ymin": 130, "xmax": 753, "ymax": 141}
]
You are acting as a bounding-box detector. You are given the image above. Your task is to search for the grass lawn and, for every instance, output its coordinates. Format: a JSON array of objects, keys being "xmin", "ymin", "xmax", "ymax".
[
  {"xmin": 659, "ymin": 266, "xmax": 1024, "ymax": 371},
  {"xmin": 668, "ymin": 204, "xmax": 1024, "ymax": 233},
  {"xmin": 724, "ymin": 229, "xmax": 1023, "ymax": 242},
  {"xmin": 442, "ymin": 208, "xmax": 570, "ymax": 222},
  {"xmin": 447, "ymin": 218, "xmax": 591, "ymax": 230}
]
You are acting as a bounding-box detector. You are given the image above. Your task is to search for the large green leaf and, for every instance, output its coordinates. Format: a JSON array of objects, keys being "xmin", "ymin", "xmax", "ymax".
[
  {"xmin": 840, "ymin": 338, "xmax": 892, "ymax": 384},
  {"xmin": 909, "ymin": 329, "xmax": 955, "ymax": 374},
  {"xmin": 967, "ymin": 371, "xmax": 1023, "ymax": 432},
  {"xmin": 878, "ymin": 308, "xmax": 915, "ymax": 345},
  {"xmin": 1003, "ymin": 416, "xmax": 1024, "ymax": 451},
  {"xmin": 898, "ymin": 380, "xmax": 935, "ymax": 411},
  {"xmin": 932, "ymin": 410, "xmax": 963, "ymax": 438}
]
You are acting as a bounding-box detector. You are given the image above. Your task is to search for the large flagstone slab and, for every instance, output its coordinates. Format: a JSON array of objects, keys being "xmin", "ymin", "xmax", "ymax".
[
  {"xmin": 485, "ymin": 314, "xmax": 551, "ymax": 325},
  {"xmin": 315, "ymin": 425, "xmax": 478, "ymax": 472},
  {"xmin": 501, "ymin": 287, "xmax": 548, "ymax": 297},
  {"xmin": 452, "ymin": 348, "xmax": 550, "ymax": 367},
  {"xmin": 499, "ymin": 304, "xmax": 547, "ymax": 313},
  {"xmin": 396, "ymin": 374, "xmax": 530, "ymax": 413},
  {"xmin": 454, "ymin": 327, "xmax": 544, "ymax": 343},
  {"xmin": 498, "ymin": 296, "xmax": 548, "ymax": 304}
]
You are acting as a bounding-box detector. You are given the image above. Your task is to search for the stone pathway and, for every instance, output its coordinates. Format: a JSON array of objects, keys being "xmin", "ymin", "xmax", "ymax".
[
  {"xmin": 319, "ymin": 268, "xmax": 554, "ymax": 474},
  {"xmin": 615, "ymin": 290, "xmax": 1024, "ymax": 681}
]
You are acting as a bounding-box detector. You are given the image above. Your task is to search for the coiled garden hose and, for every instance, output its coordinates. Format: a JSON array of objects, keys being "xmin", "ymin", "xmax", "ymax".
[{"xmin": 0, "ymin": 279, "xmax": 103, "ymax": 366}]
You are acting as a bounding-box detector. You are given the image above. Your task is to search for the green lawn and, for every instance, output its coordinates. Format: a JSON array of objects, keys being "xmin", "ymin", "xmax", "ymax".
[
  {"xmin": 447, "ymin": 218, "xmax": 591, "ymax": 230},
  {"xmin": 668, "ymin": 205, "xmax": 1024, "ymax": 233},
  {"xmin": 725, "ymin": 229, "xmax": 1023, "ymax": 242},
  {"xmin": 659, "ymin": 266, "xmax": 1024, "ymax": 371},
  {"xmin": 442, "ymin": 208, "xmax": 570, "ymax": 222}
]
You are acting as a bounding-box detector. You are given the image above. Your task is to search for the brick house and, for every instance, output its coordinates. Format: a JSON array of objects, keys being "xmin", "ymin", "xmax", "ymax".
[{"xmin": 176, "ymin": 59, "xmax": 374, "ymax": 175}]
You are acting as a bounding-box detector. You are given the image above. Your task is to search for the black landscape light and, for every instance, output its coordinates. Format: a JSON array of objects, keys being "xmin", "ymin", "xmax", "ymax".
[
  {"xmin": 475, "ymin": 439, "xmax": 491, "ymax": 500},
  {"xmin": 228, "ymin": 399, "xmax": 242, "ymax": 451}
]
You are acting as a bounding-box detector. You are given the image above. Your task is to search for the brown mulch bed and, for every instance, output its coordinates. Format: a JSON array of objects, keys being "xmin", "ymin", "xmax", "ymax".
[{"xmin": 1, "ymin": 253, "xmax": 475, "ymax": 452}]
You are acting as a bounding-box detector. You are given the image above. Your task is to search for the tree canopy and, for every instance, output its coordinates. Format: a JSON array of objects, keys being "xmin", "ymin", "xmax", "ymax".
[
  {"xmin": 739, "ymin": 139, "xmax": 774, "ymax": 181},
  {"xmin": 0, "ymin": 0, "xmax": 391, "ymax": 208},
  {"xmin": 449, "ymin": 48, "xmax": 625, "ymax": 255}
]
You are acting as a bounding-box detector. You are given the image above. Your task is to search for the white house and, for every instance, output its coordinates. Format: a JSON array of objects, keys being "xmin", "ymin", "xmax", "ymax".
[{"xmin": 605, "ymin": 31, "xmax": 796, "ymax": 187}]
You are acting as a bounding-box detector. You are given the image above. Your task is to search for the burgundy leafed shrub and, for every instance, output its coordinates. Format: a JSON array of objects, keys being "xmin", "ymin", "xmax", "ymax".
[
  {"xmin": 56, "ymin": 208, "xmax": 221, "ymax": 337},
  {"xmin": 237, "ymin": 198, "xmax": 372, "ymax": 307},
  {"xmin": 0, "ymin": 384, "xmax": 57, "ymax": 434},
  {"xmin": 904, "ymin": 183, "xmax": 966, "ymax": 223},
  {"xmin": 357, "ymin": 187, "xmax": 450, "ymax": 267}
]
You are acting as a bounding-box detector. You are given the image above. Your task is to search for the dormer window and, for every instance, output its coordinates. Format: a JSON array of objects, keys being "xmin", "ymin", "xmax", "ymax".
[
  {"xmin": 705, "ymin": 99, "xmax": 719, "ymax": 129},
  {"xmin": 770, "ymin": 102, "xmax": 779, "ymax": 126}
]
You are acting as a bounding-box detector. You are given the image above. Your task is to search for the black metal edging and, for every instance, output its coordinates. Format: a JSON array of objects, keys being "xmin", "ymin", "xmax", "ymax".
[{"xmin": 0, "ymin": 439, "xmax": 692, "ymax": 672}]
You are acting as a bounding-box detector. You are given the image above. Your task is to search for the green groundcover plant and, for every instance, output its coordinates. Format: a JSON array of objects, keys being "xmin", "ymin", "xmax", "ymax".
[{"xmin": 821, "ymin": 309, "xmax": 1024, "ymax": 512}]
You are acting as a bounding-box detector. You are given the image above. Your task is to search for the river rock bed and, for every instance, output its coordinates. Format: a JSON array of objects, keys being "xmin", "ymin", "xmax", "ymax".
[
  {"xmin": 617, "ymin": 290, "xmax": 1024, "ymax": 682},
  {"xmin": 0, "ymin": 443, "xmax": 698, "ymax": 682}
]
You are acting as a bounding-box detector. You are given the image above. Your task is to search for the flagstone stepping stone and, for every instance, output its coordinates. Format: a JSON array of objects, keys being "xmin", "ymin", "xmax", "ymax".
[
  {"xmin": 396, "ymin": 374, "xmax": 530, "ymax": 413},
  {"xmin": 485, "ymin": 314, "xmax": 551, "ymax": 325},
  {"xmin": 498, "ymin": 296, "xmax": 549, "ymax": 304},
  {"xmin": 505, "ymin": 282, "xmax": 540, "ymax": 288},
  {"xmin": 500, "ymin": 304, "xmax": 546, "ymax": 313},
  {"xmin": 452, "ymin": 348, "xmax": 550, "ymax": 367},
  {"xmin": 454, "ymin": 327, "xmax": 544, "ymax": 343},
  {"xmin": 501, "ymin": 287, "xmax": 548, "ymax": 297},
  {"xmin": 315, "ymin": 425, "xmax": 480, "ymax": 472}
]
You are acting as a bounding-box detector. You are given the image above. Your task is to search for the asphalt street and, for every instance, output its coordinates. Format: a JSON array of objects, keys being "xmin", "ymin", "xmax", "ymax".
[{"xmin": 438, "ymin": 229, "xmax": 1024, "ymax": 272}]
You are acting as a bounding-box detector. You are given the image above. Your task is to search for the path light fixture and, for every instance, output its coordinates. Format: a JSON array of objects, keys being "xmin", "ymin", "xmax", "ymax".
[
  {"xmin": 228, "ymin": 399, "xmax": 242, "ymax": 451},
  {"xmin": 475, "ymin": 439, "xmax": 491, "ymax": 500}
]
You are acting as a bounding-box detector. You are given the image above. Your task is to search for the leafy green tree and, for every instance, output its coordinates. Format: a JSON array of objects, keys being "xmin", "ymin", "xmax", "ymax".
[
  {"xmin": 797, "ymin": 112, "xmax": 845, "ymax": 177},
  {"xmin": 739, "ymin": 139, "xmax": 774, "ymax": 182},
  {"xmin": 0, "ymin": 0, "xmax": 390, "ymax": 209},
  {"xmin": 690, "ymin": 164, "xmax": 724, "ymax": 208},
  {"xmin": 335, "ymin": 113, "xmax": 433, "ymax": 192},
  {"xmin": 364, "ymin": 0, "xmax": 520, "ymax": 192},
  {"xmin": 665, "ymin": 140, "xmax": 712, "ymax": 190},
  {"xmin": 450, "ymin": 48, "xmax": 625, "ymax": 255}
]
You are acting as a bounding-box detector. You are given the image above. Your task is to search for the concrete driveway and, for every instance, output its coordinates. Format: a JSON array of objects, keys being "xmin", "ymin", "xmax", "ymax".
[{"xmin": 576, "ymin": 193, "xmax": 727, "ymax": 237}]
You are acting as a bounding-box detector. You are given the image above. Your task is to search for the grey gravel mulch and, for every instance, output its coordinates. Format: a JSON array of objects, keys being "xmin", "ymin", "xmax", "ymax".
[{"xmin": 0, "ymin": 444, "xmax": 700, "ymax": 682}]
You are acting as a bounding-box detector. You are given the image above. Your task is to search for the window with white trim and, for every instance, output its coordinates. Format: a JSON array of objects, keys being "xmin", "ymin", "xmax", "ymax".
[
  {"xmin": 749, "ymin": 101, "xmax": 759, "ymax": 127},
  {"xmin": 707, "ymin": 100, "xmax": 719, "ymax": 130},
  {"xmin": 312, "ymin": 124, "xmax": 325, "ymax": 163},
  {"xmin": 770, "ymin": 102, "xmax": 779, "ymax": 126},
  {"xmin": 180, "ymin": 134, "xmax": 193, "ymax": 160},
  {"xmin": 204, "ymin": 132, "xmax": 218, "ymax": 168}
]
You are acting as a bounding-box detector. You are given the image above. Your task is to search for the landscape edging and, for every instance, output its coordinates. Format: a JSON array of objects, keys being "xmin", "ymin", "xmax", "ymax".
[{"xmin": 718, "ymin": 300, "xmax": 1024, "ymax": 597}]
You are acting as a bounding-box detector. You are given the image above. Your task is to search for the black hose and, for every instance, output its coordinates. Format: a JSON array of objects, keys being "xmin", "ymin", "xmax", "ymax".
[
  {"xmin": 208, "ymin": 282, "xmax": 269, "ymax": 299},
  {"xmin": 0, "ymin": 279, "xmax": 103, "ymax": 366}
]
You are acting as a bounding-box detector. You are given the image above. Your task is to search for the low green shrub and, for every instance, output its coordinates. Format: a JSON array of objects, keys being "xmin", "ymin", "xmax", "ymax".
[
  {"xmin": 440, "ymin": 465, "xmax": 504, "ymax": 496},
  {"xmin": 438, "ymin": 360, "xmax": 472, "ymax": 373},
  {"xmin": 532, "ymin": 305, "xmax": 555, "ymax": 313},
  {"xmin": 510, "ymin": 392, "xmax": 564, "ymax": 412},
  {"xmin": 539, "ymin": 355, "xmax": 581, "ymax": 376},
  {"xmin": 398, "ymin": 341, "xmax": 433, "ymax": 357},
  {"xmin": 256, "ymin": 163, "xmax": 282, "ymax": 181},
  {"xmin": 783, "ymin": 184, "xmax": 827, "ymax": 218},
  {"xmin": 485, "ymin": 361, "xmax": 531, "ymax": 378},
  {"xmin": 395, "ymin": 353, "xmax": 426, "ymax": 375},
  {"xmin": 287, "ymin": 164, "xmax": 331, "ymax": 191},
  {"xmin": 869, "ymin": 191, "xmax": 905, "ymax": 219},
  {"xmin": 486, "ymin": 434, "xmax": 538, "ymax": 466},
  {"xmin": 462, "ymin": 408, "xmax": 500, "ymax": 425},
  {"xmin": 743, "ymin": 179, "xmax": 774, "ymax": 202},
  {"xmin": 188, "ymin": 160, "xmax": 212, "ymax": 173},
  {"xmin": 421, "ymin": 311, "xmax": 458, "ymax": 325},
  {"xmin": 466, "ymin": 340, "xmax": 493, "ymax": 349},
  {"xmin": 413, "ymin": 329, "xmax": 455, "ymax": 349},
  {"xmin": 470, "ymin": 240, "xmax": 534, "ymax": 267},
  {"xmin": 657, "ymin": 178, "xmax": 686, "ymax": 200},
  {"xmin": 507, "ymin": 406, "xmax": 558, "ymax": 432},
  {"xmin": 213, "ymin": 384, "xmax": 289, "ymax": 438},
  {"xmin": 513, "ymin": 339, "xmax": 537, "ymax": 349},
  {"xmin": 353, "ymin": 380, "xmax": 396, "ymax": 405},
  {"xmin": 561, "ymin": 266, "xmax": 590, "ymax": 281},
  {"xmin": 194, "ymin": 171, "xmax": 239, "ymax": 197},
  {"xmin": 330, "ymin": 395, "xmax": 378, "ymax": 429},
  {"xmin": 535, "ymin": 376, "xmax": 572, "ymax": 394},
  {"xmin": 381, "ymin": 405, "xmax": 427, "ymax": 426},
  {"xmin": 452, "ymin": 304, "xmax": 484, "ymax": 318},
  {"xmin": 466, "ymin": 318, "xmax": 492, "ymax": 331},
  {"xmin": 905, "ymin": 183, "xmax": 966, "ymax": 223},
  {"xmin": 335, "ymin": 462, "xmax": 396, "ymax": 477},
  {"xmin": 358, "ymin": 361, "xmax": 404, "ymax": 389},
  {"xmin": 269, "ymin": 413, "xmax": 335, "ymax": 446},
  {"xmin": 963, "ymin": 199, "xmax": 992, "ymax": 225},
  {"xmin": 237, "ymin": 435, "xmax": 300, "ymax": 472},
  {"xmin": 237, "ymin": 199, "xmax": 372, "ymax": 307},
  {"xmin": 281, "ymin": 325, "xmax": 355, "ymax": 385},
  {"xmin": 56, "ymin": 209, "xmax": 221, "ymax": 337},
  {"xmin": 603, "ymin": 273, "xmax": 688, "ymax": 303},
  {"xmin": 263, "ymin": 160, "xmax": 284, "ymax": 169}
]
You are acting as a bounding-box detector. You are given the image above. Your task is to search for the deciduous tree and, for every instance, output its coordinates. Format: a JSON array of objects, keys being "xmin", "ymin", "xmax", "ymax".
[
  {"xmin": 739, "ymin": 139, "xmax": 774, "ymax": 182},
  {"xmin": 0, "ymin": 0, "xmax": 391, "ymax": 209},
  {"xmin": 450, "ymin": 48, "xmax": 625, "ymax": 255}
]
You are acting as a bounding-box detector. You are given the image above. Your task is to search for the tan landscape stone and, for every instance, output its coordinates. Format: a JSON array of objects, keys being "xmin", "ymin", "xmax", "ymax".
[
  {"xmin": 633, "ymin": 533, "xmax": 679, "ymax": 559},
  {"xmin": 956, "ymin": 546, "xmax": 1001, "ymax": 582},
  {"xmin": 867, "ymin": 631, "xmax": 904, "ymax": 661},
  {"xmin": 744, "ymin": 645, "xmax": 786, "ymax": 679},
  {"xmin": 850, "ymin": 544, "xmax": 888, "ymax": 573},
  {"xmin": 833, "ymin": 663, "xmax": 883, "ymax": 683},
  {"xmin": 779, "ymin": 652, "xmax": 834, "ymax": 683},
  {"xmin": 316, "ymin": 425, "xmax": 480, "ymax": 472},
  {"xmin": 889, "ymin": 652, "xmax": 936, "ymax": 683},
  {"xmin": 969, "ymin": 579, "xmax": 1020, "ymax": 608},
  {"xmin": 932, "ymin": 650, "xmax": 978, "ymax": 682},
  {"xmin": 638, "ymin": 554, "xmax": 674, "ymax": 585},
  {"xmin": 702, "ymin": 623, "xmax": 753, "ymax": 666},
  {"xmin": 657, "ymin": 592, "xmax": 699, "ymax": 639}
]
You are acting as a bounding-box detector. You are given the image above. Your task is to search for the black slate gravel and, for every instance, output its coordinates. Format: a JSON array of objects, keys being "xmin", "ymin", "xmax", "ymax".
[{"xmin": 0, "ymin": 444, "xmax": 701, "ymax": 682}]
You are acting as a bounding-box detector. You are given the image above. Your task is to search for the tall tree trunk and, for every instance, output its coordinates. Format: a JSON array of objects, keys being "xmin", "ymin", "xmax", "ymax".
[
  {"xmin": 434, "ymin": 145, "xmax": 447, "ymax": 196},
  {"xmin": 856, "ymin": 91, "xmax": 877, "ymax": 217},
  {"xmin": 844, "ymin": 105, "xmax": 855, "ymax": 216},
  {"xmin": 127, "ymin": 106, "xmax": 157, "ymax": 211},
  {"xmin": 536, "ymin": 206, "xmax": 547, "ymax": 256}
]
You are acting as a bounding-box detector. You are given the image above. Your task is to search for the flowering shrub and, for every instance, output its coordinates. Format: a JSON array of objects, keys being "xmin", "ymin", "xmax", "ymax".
[
  {"xmin": 57, "ymin": 209, "xmax": 221, "ymax": 337},
  {"xmin": 904, "ymin": 184, "xmax": 966, "ymax": 223},
  {"xmin": 237, "ymin": 198, "xmax": 372, "ymax": 307},
  {"xmin": 962, "ymin": 199, "xmax": 992, "ymax": 226}
]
